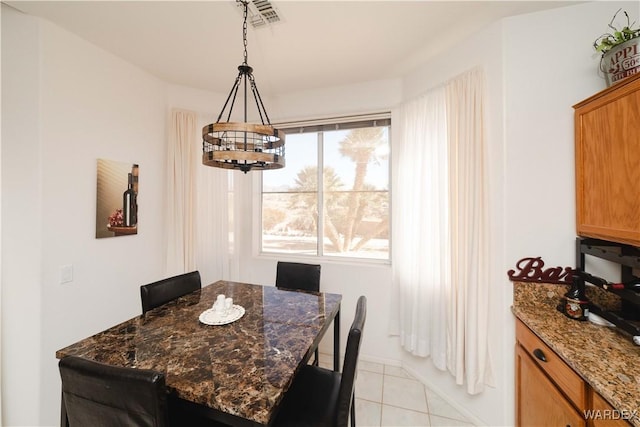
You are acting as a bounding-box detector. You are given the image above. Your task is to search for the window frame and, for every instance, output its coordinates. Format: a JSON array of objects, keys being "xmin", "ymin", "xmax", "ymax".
[{"xmin": 254, "ymin": 113, "xmax": 392, "ymax": 265}]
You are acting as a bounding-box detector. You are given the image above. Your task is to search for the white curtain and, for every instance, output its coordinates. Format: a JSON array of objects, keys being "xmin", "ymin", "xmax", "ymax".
[
  {"xmin": 195, "ymin": 154, "xmax": 235, "ymax": 283},
  {"xmin": 391, "ymin": 85, "xmax": 450, "ymax": 368},
  {"xmin": 391, "ymin": 68, "xmax": 493, "ymax": 394},
  {"xmin": 166, "ymin": 109, "xmax": 198, "ymax": 275},
  {"xmin": 165, "ymin": 109, "xmax": 235, "ymax": 282}
]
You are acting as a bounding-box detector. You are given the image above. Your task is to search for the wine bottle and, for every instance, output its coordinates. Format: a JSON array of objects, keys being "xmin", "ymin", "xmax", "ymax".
[
  {"xmin": 131, "ymin": 164, "xmax": 139, "ymax": 194},
  {"xmin": 604, "ymin": 278, "xmax": 640, "ymax": 292},
  {"xmin": 123, "ymin": 173, "xmax": 137, "ymax": 227},
  {"xmin": 561, "ymin": 279, "xmax": 589, "ymax": 321}
]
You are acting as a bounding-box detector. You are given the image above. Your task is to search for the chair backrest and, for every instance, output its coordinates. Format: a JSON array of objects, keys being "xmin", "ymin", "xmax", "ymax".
[
  {"xmin": 59, "ymin": 356, "xmax": 169, "ymax": 427},
  {"xmin": 275, "ymin": 261, "xmax": 321, "ymax": 292},
  {"xmin": 140, "ymin": 270, "xmax": 201, "ymax": 314},
  {"xmin": 336, "ymin": 295, "xmax": 367, "ymax": 427}
]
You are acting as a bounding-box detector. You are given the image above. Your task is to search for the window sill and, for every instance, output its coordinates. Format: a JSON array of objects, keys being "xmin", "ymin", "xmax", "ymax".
[{"xmin": 255, "ymin": 251, "xmax": 391, "ymax": 268}]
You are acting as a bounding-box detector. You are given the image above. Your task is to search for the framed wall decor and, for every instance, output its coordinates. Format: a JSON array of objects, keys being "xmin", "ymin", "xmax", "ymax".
[{"xmin": 95, "ymin": 159, "xmax": 139, "ymax": 238}]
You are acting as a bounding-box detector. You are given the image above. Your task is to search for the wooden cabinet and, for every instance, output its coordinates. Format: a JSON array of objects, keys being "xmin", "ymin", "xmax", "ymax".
[
  {"xmin": 590, "ymin": 390, "xmax": 633, "ymax": 427},
  {"xmin": 515, "ymin": 320, "xmax": 586, "ymax": 427},
  {"xmin": 573, "ymin": 73, "xmax": 640, "ymax": 247},
  {"xmin": 515, "ymin": 319, "xmax": 633, "ymax": 427},
  {"xmin": 516, "ymin": 345, "xmax": 586, "ymax": 426}
]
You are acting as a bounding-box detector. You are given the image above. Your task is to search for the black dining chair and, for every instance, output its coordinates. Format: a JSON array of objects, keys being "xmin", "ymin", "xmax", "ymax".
[
  {"xmin": 276, "ymin": 261, "xmax": 322, "ymax": 365},
  {"xmin": 275, "ymin": 261, "xmax": 321, "ymax": 292},
  {"xmin": 59, "ymin": 356, "xmax": 170, "ymax": 427},
  {"xmin": 59, "ymin": 356, "xmax": 225, "ymax": 427},
  {"xmin": 273, "ymin": 295, "xmax": 367, "ymax": 427},
  {"xmin": 140, "ymin": 270, "xmax": 201, "ymax": 315}
]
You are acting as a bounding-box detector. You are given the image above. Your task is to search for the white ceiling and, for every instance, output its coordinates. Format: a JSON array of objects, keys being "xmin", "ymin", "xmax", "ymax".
[{"xmin": 6, "ymin": 0, "xmax": 579, "ymax": 96}]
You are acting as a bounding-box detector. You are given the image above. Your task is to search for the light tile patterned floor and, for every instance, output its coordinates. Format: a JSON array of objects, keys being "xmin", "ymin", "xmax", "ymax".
[{"xmin": 318, "ymin": 354, "xmax": 476, "ymax": 427}]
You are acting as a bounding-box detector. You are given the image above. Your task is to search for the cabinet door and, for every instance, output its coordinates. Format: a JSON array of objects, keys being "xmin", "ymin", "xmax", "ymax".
[
  {"xmin": 516, "ymin": 345, "xmax": 586, "ymax": 427},
  {"xmin": 574, "ymin": 75, "xmax": 640, "ymax": 246},
  {"xmin": 516, "ymin": 320, "xmax": 587, "ymax": 410},
  {"xmin": 590, "ymin": 391, "xmax": 633, "ymax": 427}
]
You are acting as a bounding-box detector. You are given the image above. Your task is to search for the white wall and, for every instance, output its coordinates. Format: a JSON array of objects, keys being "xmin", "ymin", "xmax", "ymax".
[
  {"xmin": 1, "ymin": 7, "xmax": 43, "ymax": 427},
  {"xmin": 2, "ymin": 6, "xmax": 168, "ymax": 426},
  {"xmin": 269, "ymin": 78, "xmax": 403, "ymax": 123}
]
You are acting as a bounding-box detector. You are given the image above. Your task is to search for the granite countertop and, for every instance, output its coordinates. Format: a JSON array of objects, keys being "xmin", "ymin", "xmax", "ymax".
[
  {"xmin": 57, "ymin": 280, "xmax": 342, "ymax": 426},
  {"xmin": 513, "ymin": 281, "xmax": 640, "ymax": 427}
]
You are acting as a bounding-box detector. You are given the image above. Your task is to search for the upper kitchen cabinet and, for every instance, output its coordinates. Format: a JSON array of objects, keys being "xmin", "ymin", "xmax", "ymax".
[{"xmin": 574, "ymin": 74, "xmax": 640, "ymax": 247}]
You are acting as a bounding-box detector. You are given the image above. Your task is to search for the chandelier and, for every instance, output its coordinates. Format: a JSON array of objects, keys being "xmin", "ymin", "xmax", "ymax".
[{"xmin": 202, "ymin": 0, "xmax": 285, "ymax": 173}]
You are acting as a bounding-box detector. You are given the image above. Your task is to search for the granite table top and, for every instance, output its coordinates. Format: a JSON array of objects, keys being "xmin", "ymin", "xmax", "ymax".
[
  {"xmin": 513, "ymin": 281, "xmax": 640, "ymax": 427},
  {"xmin": 56, "ymin": 280, "xmax": 342, "ymax": 426}
]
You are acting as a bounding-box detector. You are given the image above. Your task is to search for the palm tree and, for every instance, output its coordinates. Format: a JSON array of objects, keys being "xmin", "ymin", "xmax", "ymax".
[
  {"xmin": 336, "ymin": 127, "xmax": 388, "ymax": 251},
  {"xmin": 290, "ymin": 166, "xmax": 346, "ymax": 251},
  {"xmin": 285, "ymin": 127, "xmax": 389, "ymax": 254}
]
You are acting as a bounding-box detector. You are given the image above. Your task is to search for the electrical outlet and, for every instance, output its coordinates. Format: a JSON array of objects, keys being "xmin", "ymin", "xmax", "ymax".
[{"xmin": 60, "ymin": 264, "xmax": 73, "ymax": 284}]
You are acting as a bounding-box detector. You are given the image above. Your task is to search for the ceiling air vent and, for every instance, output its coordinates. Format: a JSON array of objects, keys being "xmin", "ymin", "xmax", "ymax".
[{"xmin": 238, "ymin": 0, "xmax": 282, "ymax": 28}]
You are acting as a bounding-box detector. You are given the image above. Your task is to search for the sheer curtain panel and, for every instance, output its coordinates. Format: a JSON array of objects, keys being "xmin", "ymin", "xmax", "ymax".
[
  {"xmin": 391, "ymin": 68, "xmax": 493, "ymax": 394},
  {"xmin": 195, "ymin": 157, "xmax": 234, "ymax": 282},
  {"xmin": 165, "ymin": 109, "xmax": 235, "ymax": 282},
  {"xmin": 445, "ymin": 69, "xmax": 492, "ymax": 394},
  {"xmin": 165, "ymin": 109, "xmax": 198, "ymax": 275},
  {"xmin": 391, "ymin": 86, "xmax": 450, "ymax": 369}
]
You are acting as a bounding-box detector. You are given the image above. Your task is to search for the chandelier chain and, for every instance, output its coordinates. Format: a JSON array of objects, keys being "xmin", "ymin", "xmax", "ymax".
[{"xmin": 241, "ymin": 0, "xmax": 248, "ymax": 65}]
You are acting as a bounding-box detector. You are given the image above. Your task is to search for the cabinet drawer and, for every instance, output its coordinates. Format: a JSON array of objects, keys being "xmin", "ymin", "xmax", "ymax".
[
  {"xmin": 516, "ymin": 319, "xmax": 587, "ymax": 410},
  {"xmin": 516, "ymin": 346, "xmax": 586, "ymax": 427}
]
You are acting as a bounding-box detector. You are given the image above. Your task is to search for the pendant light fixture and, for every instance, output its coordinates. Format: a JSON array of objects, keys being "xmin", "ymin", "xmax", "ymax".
[{"xmin": 202, "ymin": 0, "xmax": 285, "ymax": 173}]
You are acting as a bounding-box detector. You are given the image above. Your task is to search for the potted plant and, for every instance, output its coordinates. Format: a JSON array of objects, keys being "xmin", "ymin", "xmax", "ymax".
[{"xmin": 593, "ymin": 8, "xmax": 640, "ymax": 86}]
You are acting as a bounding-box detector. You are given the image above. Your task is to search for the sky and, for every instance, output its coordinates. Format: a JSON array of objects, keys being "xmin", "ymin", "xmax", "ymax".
[{"xmin": 263, "ymin": 128, "xmax": 390, "ymax": 192}]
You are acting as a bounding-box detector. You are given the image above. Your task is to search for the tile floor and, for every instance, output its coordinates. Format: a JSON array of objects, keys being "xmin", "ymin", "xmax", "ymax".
[{"xmin": 318, "ymin": 354, "xmax": 476, "ymax": 427}]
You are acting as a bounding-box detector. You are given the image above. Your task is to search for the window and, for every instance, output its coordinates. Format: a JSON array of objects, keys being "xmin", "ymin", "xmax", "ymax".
[{"xmin": 261, "ymin": 115, "xmax": 391, "ymax": 261}]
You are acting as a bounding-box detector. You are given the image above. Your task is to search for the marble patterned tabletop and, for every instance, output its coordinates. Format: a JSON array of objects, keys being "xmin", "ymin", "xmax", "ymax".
[
  {"xmin": 513, "ymin": 281, "xmax": 640, "ymax": 427},
  {"xmin": 56, "ymin": 280, "xmax": 342, "ymax": 426}
]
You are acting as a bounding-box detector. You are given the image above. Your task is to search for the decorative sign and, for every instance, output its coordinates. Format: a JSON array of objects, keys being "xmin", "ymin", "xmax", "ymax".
[
  {"xmin": 507, "ymin": 257, "xmax": 576, "ymax": 284},
  {"xmin": 603, "ymin": 39, "xmax": 640, "ymax": 86}
]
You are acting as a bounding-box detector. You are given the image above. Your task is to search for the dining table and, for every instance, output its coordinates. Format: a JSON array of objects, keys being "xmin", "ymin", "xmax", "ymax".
[{"xmin": 55, "ymin": 280, "xmax": 342, "ymax": 427}]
